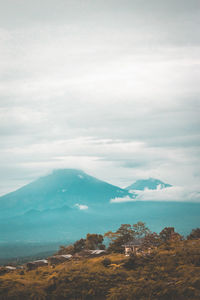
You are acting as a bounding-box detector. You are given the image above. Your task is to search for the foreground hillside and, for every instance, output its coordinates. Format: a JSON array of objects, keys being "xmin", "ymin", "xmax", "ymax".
[{"xmin": 1, "ymin": 239, "xmax": 200, "ymax": 300}]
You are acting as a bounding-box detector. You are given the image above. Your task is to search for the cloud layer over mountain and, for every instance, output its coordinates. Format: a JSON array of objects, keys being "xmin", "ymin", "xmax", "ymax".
[
  {"xmin": 0, "ymin": 0, "xmax": 199, "ymax": 198},
  {"xmin": 111, "ymin": 185, "xmax": 200, "ymax": 203}
]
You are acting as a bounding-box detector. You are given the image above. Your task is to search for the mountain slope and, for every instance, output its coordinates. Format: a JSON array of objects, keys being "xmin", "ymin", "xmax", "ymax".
[
  {"xmin": 0, "ymin": 169, "xmax": 133, "ymax": 218},
  {"xmin": 125, "ymin": 178, "xmax": 172, "ymax": 191},
  {"xmin": 0, "ymin": 171, "xmax": 199, "ymax": 258}
]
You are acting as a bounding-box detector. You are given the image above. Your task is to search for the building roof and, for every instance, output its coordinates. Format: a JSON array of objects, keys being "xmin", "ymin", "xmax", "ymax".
[
  {"xmin": 5, "ymin": 266, "xmax": 16, "ymax": 270},
  {"xmin": 88, "ymin": 250, "xmax": 106, "ymax": 255},
  {"xmin": 49, "ymin": 254, "xmax": 72, "ymax": 260},
  {"xmin": 33, "ymin": 259, "xmax": 48, "ymax": 264},
  {"xmin": 60, "ymin": 254, "xmax": 72, "ymax": 259},
  {"xmin": 123, "ymin": 239, "xmax": 144, "ymax": 247}
]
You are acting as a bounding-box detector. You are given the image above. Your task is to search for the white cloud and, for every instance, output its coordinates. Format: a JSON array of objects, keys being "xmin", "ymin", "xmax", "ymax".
[
  {"xmin": 110, "ymin": 185, "xmax": 200, "ymax": 203},
  {"xmin": 134, "ymin": 186, "xmax": 200, "ymax": 202},
  {"xmin": 0, "ymin": 0, "xmax": 199, "ymax": 197},
  {"xmin": 75, "ymin": 204, "xmax": 89, "ymax": 210},
  {"xmin": 110, "ymin": 195, "xmax": 136, "ymax": 203}
]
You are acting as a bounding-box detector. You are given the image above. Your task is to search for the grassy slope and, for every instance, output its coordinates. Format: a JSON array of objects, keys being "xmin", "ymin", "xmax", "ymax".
[{"xmin": 0, "ymin": 240, "xmax": 200, "ymax": 300}]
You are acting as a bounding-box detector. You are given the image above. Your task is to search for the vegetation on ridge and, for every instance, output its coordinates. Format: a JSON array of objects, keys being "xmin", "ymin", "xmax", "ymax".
[{"xmin": 0, "ymin": 222, "xmax": 200, "ymax": 300}]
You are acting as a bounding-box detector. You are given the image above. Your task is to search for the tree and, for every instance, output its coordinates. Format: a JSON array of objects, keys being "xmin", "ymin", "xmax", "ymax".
[
  {"xmin": 63, "ymin": 234, "xmax": 105, "ymax": 254},
  {"xmin": 58, "ymin": 244, "xmax": 74, "ymax": 255},
  {"xmin": 104, "ymin": 222, "xmax": 151, "ymax": 253},
  {"xmin": 85, "ymin": 234, "xmax": 105, "ymax": 250},
  {"xmin": 159, "ymin": 227, "xmax": 175, "ymax": 242},
  {"xmin": 101, "ymin": 257, "xmax": 111, "ymax": 267},
  {"xmin": 104, "ymin": 224, "xmax": 135, "ymax": 253},
  {"xmin": 123, "ymin": 253, "xmax": 137, "ymax": 270},
  {"xmin": 73, "ymin": 238, "xmax": 86, "ymax": 253},
  {"xmin": 187, "ymin": 228, "xmax": 200, "ymax": 240},
  {"xmin": 143, "ymin": 232, "xmax": 161, "ymax": 248},
  {"xmin": 132, "ymin": 221, "xmax": 151, "ymax": 239}
]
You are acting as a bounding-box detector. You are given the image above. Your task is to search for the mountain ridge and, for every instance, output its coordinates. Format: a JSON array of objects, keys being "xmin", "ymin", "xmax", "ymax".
[
  {"xmin": 0, "ymin": 169, "xmax": 134, "ymax": 218},
  {"xmin": 0, "ymin": 169, "xmax": 199, "ymax": 257},
  {"xmin": 125, "ymin": 177, "xmax": 172, "ymax": 191}
]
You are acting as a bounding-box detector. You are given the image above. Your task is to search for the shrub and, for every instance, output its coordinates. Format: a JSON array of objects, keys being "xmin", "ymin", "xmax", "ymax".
[{"xmin": 101, "ymin": 258, "xmax": 111, "ymax": 267}]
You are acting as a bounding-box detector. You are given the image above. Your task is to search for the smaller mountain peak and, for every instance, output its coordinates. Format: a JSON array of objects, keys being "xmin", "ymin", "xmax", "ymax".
[{"xmin": 125, "ymin": 178, "xmax": 172, "ymax": 191}]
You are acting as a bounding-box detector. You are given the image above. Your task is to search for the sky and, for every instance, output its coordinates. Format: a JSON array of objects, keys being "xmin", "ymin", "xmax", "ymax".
[{"xmin": 0, "ymin": 0, "xmax": 200, "ymax": 201}]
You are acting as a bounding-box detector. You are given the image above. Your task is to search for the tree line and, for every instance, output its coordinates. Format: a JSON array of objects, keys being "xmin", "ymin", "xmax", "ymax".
[
  {"xmin": 1, "ymin": 221, "xmax": 200, "ymax": 300},
  {"xmin": 58, "ymin": 221, "xmax": 200, "ymax": 255}
]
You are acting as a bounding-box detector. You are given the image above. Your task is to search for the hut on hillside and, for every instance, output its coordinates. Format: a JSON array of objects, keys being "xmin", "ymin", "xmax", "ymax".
[
  {"xmin": 26, "ymin": 259, "xmax": 48, "ymax": 271},
  {"xmin": 74, "ymin": 249, "xmax": 106, "ymax": 259},
  {"xmin": 123, "ymin": 239, "xmax": 144, "ymax": 256},
  {"xmin": 48, "ymin": 254, "xmax": 72, "ymax": 265}
]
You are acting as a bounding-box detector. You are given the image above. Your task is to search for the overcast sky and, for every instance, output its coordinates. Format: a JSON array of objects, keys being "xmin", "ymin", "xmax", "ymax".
[{"xmin": 0, "ymin": 0, "xmax": 200, "ymax": 200}]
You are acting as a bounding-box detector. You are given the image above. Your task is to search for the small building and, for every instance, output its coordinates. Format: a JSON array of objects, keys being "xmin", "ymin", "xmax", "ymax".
[
  {"xmin": 123, "ymin": 239, "xmax": 144, "ymax": 256},
  {"xmin": 74, "ymin": 249, "xmax": 106, "ymax": 259},
  {"xmin": 48, "ymin": 254, "xmax": 72, "ymax": 265},
  {"xmin": 88, "ymin": 250, "xmax": 106, "ymax": 256},
  {"xmin": 5, "ymin": 266, "xmax": 16, "ymax": 271},
  {"xmin": 0, "ymin": 266, "xmax": 16, "ymax": 275},
  {"xmin": 26, "ymin": 259, "xmax": 48, "ymax": 271}
]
